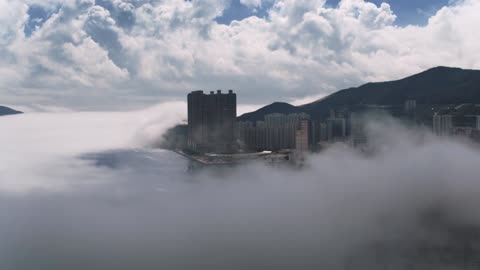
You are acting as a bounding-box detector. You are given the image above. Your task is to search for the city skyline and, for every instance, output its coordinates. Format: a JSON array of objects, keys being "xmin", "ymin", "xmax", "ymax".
[{"xmin": 180, "ymin": 67, "xmax": 480, "ymax": 158}]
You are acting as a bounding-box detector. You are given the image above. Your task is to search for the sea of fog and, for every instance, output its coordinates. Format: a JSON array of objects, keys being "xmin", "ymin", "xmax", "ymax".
[{"xmin": 2, "ymin": 103, "xmax": 480, "ymax": 269}]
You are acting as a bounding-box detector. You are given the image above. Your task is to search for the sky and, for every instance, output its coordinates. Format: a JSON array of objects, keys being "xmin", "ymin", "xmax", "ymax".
[
  {"xmin": 217, "ymin": 0, "xmax": 452, "ymax": 26},
  {"xmin": 0, "ymin": 0, "xmax": 478, "ymax": 110}
]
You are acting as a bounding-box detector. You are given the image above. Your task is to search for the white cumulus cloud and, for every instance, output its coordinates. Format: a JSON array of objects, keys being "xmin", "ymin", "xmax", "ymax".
[{"xmin": 0, "ymin": 0, "xmax": 478, "ymax": 109}]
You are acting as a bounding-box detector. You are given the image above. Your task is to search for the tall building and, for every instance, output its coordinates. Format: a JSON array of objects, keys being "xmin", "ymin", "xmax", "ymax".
[
  {"xmin": 404, "ymin": 99, "xmax": 417, "ymax": 122},
  {"xmin": 318, "ymin": 123, "xmax": 328, "ymax": 142},
  {"xmin": 187, "ymin": 90, "xmax": 236, "ymax": 153},
  {"xmin": 295, "ymin": 119, "xmax": 309, "ymax": 152},
  {"xmin": 327, "ymin": 110, "xmax": 347, "ymax": 142},
  {"xmin": 404, "ymin": 100, "xmax": 417, "ymax": 113},
  {"xmin": 433, "ymin": 114, "xmax": 453, "ymax": 136},
  {"xmin": 349, "ymin": 112, "xmax": 367, "ymax": 146}
]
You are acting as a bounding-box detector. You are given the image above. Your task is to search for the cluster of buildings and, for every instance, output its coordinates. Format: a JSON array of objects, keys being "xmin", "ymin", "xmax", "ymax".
[
  {"xmin": 187, "ymin": 90, "xmax": 372, "ymax": 154},
  {"xmin": 234, "ymin": 100, "xmax": 422, "ymax": 153},
  {"xmin": 236, "ymin": 113, "xmax": 310, "ymax": 152},
  {"xmin": 433, "ymin": 104, "xmax": 480, "ymax": 140},
  {"xmin": 187, "ymin": 90, "xmax": 318, "ymax": 154},
  {"xmin": 186, "ymin": 89, "xmax": 480, "ymax": 155},
  {"xmin": 236, "ymin": 109, "xmax": 361, "ymax": 153}
]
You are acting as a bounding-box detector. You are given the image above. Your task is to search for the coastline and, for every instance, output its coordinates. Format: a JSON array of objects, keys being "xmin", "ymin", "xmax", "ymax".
[{"xmin": 172, "ymin": 149, "xmax": 292, "ymax": 166}]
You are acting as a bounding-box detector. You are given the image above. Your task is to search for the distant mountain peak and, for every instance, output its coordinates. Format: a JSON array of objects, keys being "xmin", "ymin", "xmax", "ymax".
[
  {"xmin": 428, "ymin": 66, "xmax": 460, "ymax": 70},
  {"xmin": 238, "ymin": 102, "xmax": 300, "ymax": 122},
  {"xmin": 415, "ymin": 66, "xmax": 470, "ymax": 76}
]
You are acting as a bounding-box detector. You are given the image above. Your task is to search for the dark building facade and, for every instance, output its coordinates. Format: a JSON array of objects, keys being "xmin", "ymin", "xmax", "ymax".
[{"xmin": 187, "ymin": 90, "xmax": 236, "ymax": 153}]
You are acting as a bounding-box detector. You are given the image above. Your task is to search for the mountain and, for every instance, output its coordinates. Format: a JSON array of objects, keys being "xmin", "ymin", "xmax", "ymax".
[
  {"xmin": 238, "ymin": 66, "xmax": 480, "ymax": 121},
  {"xmin": 238, "ymin": 102, "xmax": 301, "ymax": 122},
  {"xmin": 0, "ymin": 106, "xmax": 23, "ymax": 116}
]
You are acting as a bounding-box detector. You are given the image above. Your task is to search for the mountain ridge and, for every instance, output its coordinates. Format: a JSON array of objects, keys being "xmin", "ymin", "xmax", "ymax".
[
  {"xmin": 237, "ymin": 102, "xmax": 301, "ymax": 122},
  {"xmin": 238, "ymin": 66, "xmax": 480, "ymax": 121}
]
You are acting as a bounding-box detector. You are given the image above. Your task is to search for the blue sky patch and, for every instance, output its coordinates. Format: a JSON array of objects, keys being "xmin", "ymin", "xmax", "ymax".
[
  {"xmin": 217, "ymin": 0, "xmax": 453, "ymax": 26},
  {"xmin": 24, "ymin": 4, "xmax": 60, "ymax": 37},
  {"xmin": 216, "ymin": 0, "xmax": 273, "ymax": 25},
  {"xmin": 324, "ymin": 0, "xmax": 452, "ymax": 26}
]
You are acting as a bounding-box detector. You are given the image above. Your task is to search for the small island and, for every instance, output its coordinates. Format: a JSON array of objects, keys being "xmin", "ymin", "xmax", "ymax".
[{"xmin": 0, "ymin": 106, "xmax": 23, "ymax": 117}]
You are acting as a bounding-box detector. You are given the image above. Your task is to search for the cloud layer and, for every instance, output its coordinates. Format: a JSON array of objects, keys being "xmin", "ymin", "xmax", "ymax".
[
  {"xmin": 0, "ymin": 0, "xmax": 479, "ymax": 108},
  {"xmin": 2, "ymin": 108, "xmax": 480, "ymax": 268},
  {"xmin": 0, "ymin": 101, "xmax": 185, "ymax": 192}
]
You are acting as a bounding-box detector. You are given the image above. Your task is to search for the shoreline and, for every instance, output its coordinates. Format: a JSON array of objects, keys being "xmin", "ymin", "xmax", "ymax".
[{"xmin": 172, "ymin": 149, "xmax": 293, "ymax": 166}]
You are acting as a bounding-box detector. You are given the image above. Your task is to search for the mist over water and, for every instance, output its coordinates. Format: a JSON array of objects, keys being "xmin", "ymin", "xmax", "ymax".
[{"xmin": 2, "ymin": 104, "xmax": 480, "ymax": 269}]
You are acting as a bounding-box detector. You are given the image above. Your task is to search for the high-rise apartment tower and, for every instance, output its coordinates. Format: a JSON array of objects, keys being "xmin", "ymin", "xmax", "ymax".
[{"xmin": 187, "ymin": 90, "xmax": 236, "ymax": 153}]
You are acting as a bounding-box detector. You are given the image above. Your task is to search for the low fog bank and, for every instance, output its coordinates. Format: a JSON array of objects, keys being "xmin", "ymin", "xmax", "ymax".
[
  {"xmin": 0, "ymin": 102, "xmax": 185, "ymax": 192},
  {"xmin": 1, "ymin": 107, "xmax": 480, "ymax": 269}
]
